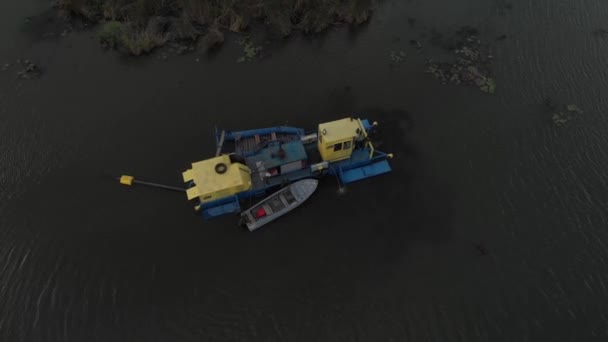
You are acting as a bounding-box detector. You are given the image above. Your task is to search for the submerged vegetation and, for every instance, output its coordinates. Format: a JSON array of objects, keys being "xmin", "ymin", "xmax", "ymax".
[
  {"xmin": 389, "ymin": 50, "xmax": 406, "ymax": 64},
  {"xmin": 425, "ymin": 27, "xmax": 496, "ymax": 94},
  {"xmin": 236, "ymin": 36, "xmax": 263, "ymax": 62},
  {"xmin": 552, "ymin": 104, "xmax": 583, "ymax": 126},
  {"xmin": 0, "ymin": 59, "xmax": 43, "ymax": 80},
  {"xmin": 54, "ymin": 0, "xmax": 376, "ymax": 55},
  {"xmin": 543, "ymin": 98, "xmax": 583, "ymax": 126}
]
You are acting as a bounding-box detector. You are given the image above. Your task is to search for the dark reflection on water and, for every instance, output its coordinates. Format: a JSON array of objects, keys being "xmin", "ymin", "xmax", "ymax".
[{"xmin": 2, "ymin": 0, "xmax": 608, "ymax": 341}]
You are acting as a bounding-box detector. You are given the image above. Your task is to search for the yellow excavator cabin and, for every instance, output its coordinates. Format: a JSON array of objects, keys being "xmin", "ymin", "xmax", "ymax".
[{"xmin": 317, "ymin": 117, "xmax": 369, "ymax": 162}]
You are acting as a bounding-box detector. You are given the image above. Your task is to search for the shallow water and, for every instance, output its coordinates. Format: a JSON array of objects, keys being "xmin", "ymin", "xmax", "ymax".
[{"xmin": 2, "ymin": 0, "xmax": 608, "ymax": 341}]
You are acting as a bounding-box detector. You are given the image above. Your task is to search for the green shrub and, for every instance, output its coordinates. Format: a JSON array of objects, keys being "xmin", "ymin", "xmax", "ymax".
[{"xmin": 98, "ymin": 21, "xmax": 124, "ymax": 48}]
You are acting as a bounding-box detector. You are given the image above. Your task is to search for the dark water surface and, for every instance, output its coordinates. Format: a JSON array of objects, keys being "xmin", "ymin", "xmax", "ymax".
[{"xmin": 2, "ymin": 0, "xmax": 608, "ymax": 341}]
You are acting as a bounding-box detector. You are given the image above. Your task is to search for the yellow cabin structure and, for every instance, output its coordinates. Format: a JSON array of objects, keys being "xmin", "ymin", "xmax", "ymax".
[
  {"xmin": 182, "ymin": 154, "xmax": 253, "ymax": 204},
  {"xmin": 317, "ymin": 117, "xmax": 370, "ymax": 162}
]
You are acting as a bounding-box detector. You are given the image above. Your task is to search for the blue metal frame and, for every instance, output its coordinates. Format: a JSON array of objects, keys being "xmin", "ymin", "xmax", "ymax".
[
  {"xmin": 360, "ymin": 119, "xmax": 374, "ymax": 131},
  {"xmin": 217, "ymin": 126, "xmax": 305, "ymax": 142},
  {"xmin": 200, "ymin": 195, "xmax": 240, "ymax": 219}
]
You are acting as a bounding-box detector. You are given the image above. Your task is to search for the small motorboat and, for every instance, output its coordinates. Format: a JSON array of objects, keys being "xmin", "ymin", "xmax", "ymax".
[{"xmin": 239, "ymin": 179, "xmax": 319, "ymax": 231}]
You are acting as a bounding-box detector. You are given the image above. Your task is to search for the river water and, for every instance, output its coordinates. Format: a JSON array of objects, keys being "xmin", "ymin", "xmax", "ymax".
[{"xmin": 1, "ymin": 0, "xmax": 608, "ymax": 341}]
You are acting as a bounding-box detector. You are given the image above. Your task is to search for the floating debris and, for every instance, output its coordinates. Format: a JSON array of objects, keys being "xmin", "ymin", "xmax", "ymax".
[
  {"xmin": 389, "ymin": 50, "xmax": 407, "ymax": 64},
  {"xmin": 237, "ymin": 36, "xmax": 263, "ymax": 63},
  {"xmin": 425, "ymin": 27, "xmax": 496, "ymax": 94}
]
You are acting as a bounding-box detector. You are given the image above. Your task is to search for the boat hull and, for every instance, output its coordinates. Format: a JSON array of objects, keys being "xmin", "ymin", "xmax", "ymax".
[{"xmin": 240, "ymin": 179, "xmax": 319, "ymax": 231}]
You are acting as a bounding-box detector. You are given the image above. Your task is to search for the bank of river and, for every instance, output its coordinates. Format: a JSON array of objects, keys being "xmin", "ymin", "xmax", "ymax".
[{"xmin": 56, "ymin": 0, "xmax": 375, "ymax": 56}]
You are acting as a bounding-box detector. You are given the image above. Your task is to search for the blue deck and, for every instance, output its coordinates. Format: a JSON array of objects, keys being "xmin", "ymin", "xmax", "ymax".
[
  {"xmin": 246, "ymin": 141, "xmax": 307, "ymax": 170},
  {"xmin": 338, "ymin": 160, "xmax": 392, "ymax": 184},
  {"xmin": 201, "ymin": 195, "xmax": 241, "ymax": 220},
  {"xmin": 216, "ymin": 126, "xmax": 305, "ymax": 143}
]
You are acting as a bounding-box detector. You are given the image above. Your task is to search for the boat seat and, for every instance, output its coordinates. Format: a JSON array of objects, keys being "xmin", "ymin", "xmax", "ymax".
[
  {"xmin": 282, "ymin": 190, "xmax": 296, "ymax": 205},
  {"xmin": 255, "ymin": 207, "xmax": 267, "ymax": 218},
  {"xmin": 268, "ymin": 196, "xmax": 285, "ymax": 212}
]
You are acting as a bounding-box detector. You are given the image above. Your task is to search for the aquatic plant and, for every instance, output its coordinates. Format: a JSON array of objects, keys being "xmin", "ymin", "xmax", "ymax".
[
  {"xmin": 479, "ymin": 77, "xmax": 496, "ymax": 94},
  {"xmin": 566, "ymin": 104, "xmax": 582, "ymax": 113},
  {"xmin": 425, "ymin": 27, "xmax": 496, "ymax": 94},
  {"xmin": 98, "ymin": 20, "xmax": 124, "ymax": 48},
  {"xmin": 552, "ymin": 112, "xmax": 571, "ymax": 126},
  {"xmin": 551, "ymin": 104, "xmax": 582, "ymax": 126},
  {"xmin": 389, "ymin": 50, "xmax": 406, "ymax": 64},
  {"xmin": 236, "ymin": 36, "xmax": 262, "ymax": 63}
]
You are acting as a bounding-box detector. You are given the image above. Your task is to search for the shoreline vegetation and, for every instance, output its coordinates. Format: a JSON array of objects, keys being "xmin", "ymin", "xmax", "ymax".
[{"xmin": 54, "ymin": 0, "xmax": 376, "ymax": 56}]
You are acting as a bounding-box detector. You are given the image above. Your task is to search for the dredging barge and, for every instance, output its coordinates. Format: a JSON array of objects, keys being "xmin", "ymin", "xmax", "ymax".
[{"xmin": 179, "ymin": 117, "xmax": 394, "ymax": 220}]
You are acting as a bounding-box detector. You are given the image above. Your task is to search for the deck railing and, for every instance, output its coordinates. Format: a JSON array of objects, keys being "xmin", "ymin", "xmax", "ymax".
[{"xmin": 366, "ymin": 140, "xmax": 375, "ymax": 159}]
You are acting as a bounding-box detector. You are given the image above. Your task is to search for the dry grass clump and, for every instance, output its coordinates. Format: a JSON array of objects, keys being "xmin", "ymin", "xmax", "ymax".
[
  {"xmin": 59, "ymin": 0, "xmax": 376, "ymax": 53},
  {"xmin": 98, "ymin": 20, "xmax": 168, "ymax": 55}
]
